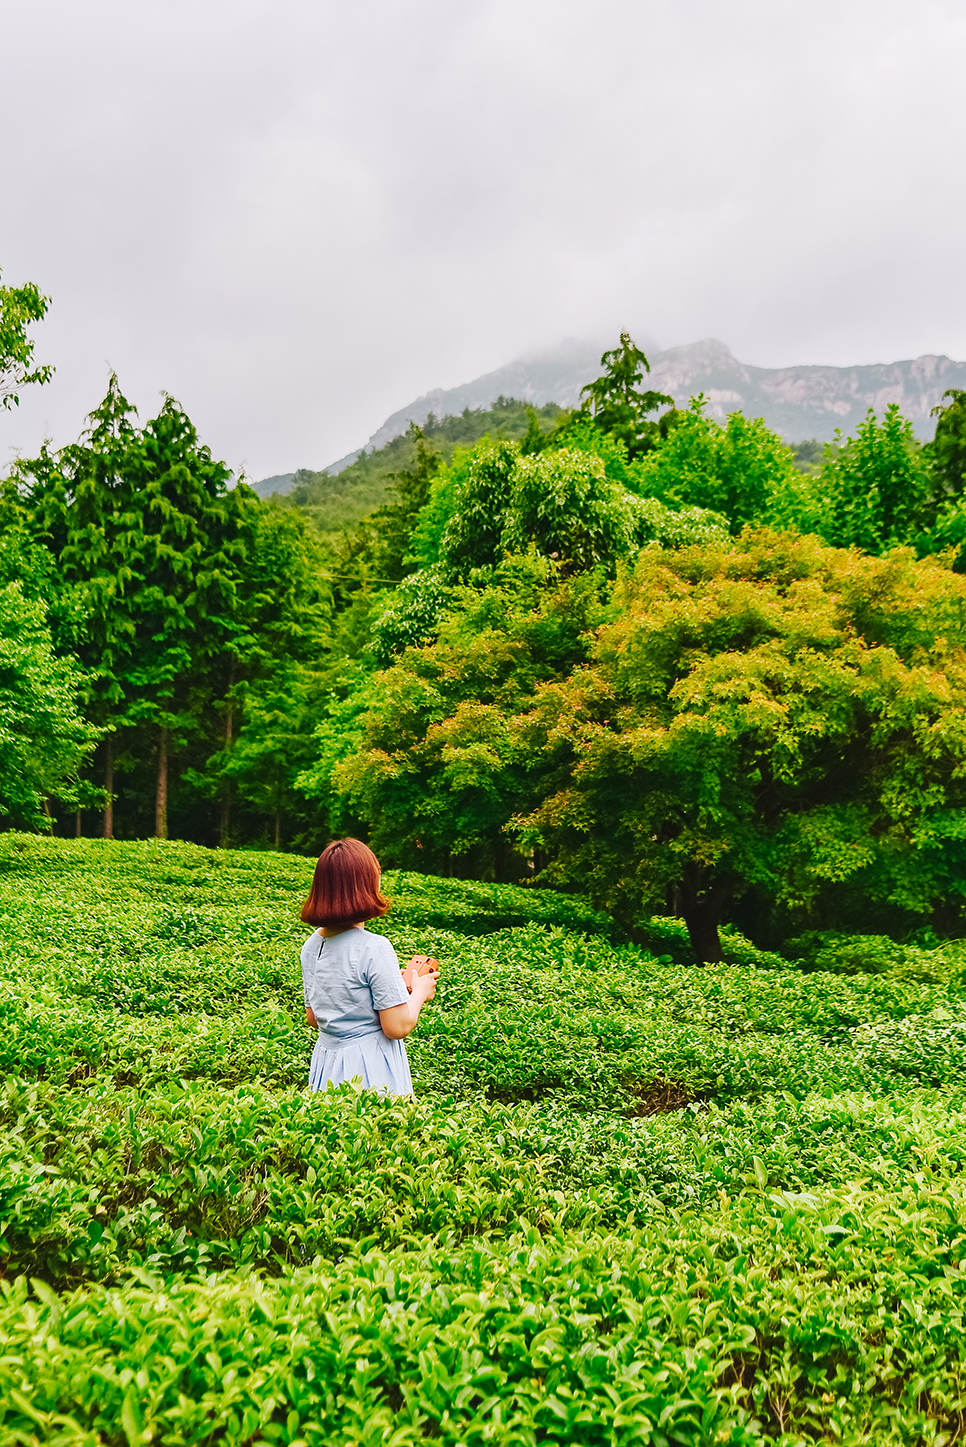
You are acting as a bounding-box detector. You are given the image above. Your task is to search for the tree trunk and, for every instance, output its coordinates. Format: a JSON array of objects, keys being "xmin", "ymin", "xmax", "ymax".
[
  {"xmin": 103, "ymin": 736, "xmax": 115, "ymax": 840},
  {"xmin": 676, "ymin": 862, "xmax": 735, "ymax": 964},
  {"xmin": 274, "ymin": 807, "xmax": 282, "ymax": 852},
  {"xmin": 75, "ymin": 810, "xmax": 82, "ymax": 839},
  {"xmin": 681, "ymin": 902, "xmax": 725, "ymax": 964},
  {"xmin": 219, "ymin": 701, "xmax": 234, "ymax": 848},
  {"xmin": 218, "ymin": 787, "xmax": 233, "ymax": 848},
  {"xmin": 155, "ymin": 726, "xmax": 169, "ymax": 839}
]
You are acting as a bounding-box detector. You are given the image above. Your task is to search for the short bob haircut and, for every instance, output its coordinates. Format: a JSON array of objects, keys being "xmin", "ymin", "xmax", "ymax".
[{"xmin": 300, "ymin": 837, "xmax": 389, "ymax": 928}]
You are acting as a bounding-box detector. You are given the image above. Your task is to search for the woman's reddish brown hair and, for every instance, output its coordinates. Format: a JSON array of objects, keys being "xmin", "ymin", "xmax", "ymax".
[{"xmin": 300, "ymin": 837, "xmax": 389, "ymax": 928}]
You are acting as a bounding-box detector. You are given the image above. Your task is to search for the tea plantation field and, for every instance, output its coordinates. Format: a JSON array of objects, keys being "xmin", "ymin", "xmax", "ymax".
[{"xmin": 3, "ymin": 835, "xmax": 966, "ymax": 1445}]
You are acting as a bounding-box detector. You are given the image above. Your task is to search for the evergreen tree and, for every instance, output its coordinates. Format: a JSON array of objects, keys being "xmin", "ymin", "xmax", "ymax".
[
  {"xmin": 17, "ymin": 382, "xmax": 254, "ymax": 839},
  {"xmin": 367, "ymin": 426, "xmax": 440, "ymax": 582},
  {"xmin": 126, "ymin": 396, "xmax": 246, "ymax": 838},
  {"xmin": 220, "ymin": 661, "xmax": 325, "ymax": 850},
  {"xmin": 193, "ymin": 502, "xmax": 332, "ymax": 846},
  {"xmin": 578, "ymin": 332, "xmax": 674, "ymax": 459},
  {"xmin": 15, "ymin": 377, "xmax": 144, "ymax": 836}
]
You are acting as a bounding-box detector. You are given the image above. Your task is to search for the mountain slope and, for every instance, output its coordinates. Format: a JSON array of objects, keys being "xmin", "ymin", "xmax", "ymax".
[
  {"xmin": 275, "ymin": 398, "xmax": 562, "ymax": 534},
  {"xmin": 341, "ymin": 337, "xmax": 965, "ymax": 468},
  {"xmin": 257, "ymin": 337, "xmax": 966, "ymax": 498}
]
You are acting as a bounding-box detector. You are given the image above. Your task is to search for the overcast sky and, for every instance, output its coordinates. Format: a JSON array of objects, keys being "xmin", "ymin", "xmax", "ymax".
[{"xmin": 3, "ymin": 0, "xmax": 965, "ymax": 479}]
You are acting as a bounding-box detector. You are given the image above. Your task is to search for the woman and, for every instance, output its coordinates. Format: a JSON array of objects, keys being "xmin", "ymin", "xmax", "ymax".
[{"xmin": 300, "ymin": 837, "xmax": 438, "ymax": 1096}]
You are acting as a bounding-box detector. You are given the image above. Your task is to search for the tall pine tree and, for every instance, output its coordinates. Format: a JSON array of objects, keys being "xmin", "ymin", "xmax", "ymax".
[
  {"xmin": 126, "ymin": 396, "xmax": 246, "ymax": 838},
  {"xmin": 16, "ymin": 376, "xmax": 144, "ymax": 836}
]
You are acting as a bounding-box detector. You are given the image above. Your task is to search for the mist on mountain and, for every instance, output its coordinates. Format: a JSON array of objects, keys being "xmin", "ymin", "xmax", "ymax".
[{"xmin": 254, "ymin": 337, "xmax": 966, "ymax": 501}]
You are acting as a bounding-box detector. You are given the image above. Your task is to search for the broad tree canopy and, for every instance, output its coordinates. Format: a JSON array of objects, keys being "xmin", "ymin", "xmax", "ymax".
[{"xmin": 514, "ymin": 531, "xmax": 966, "ymax": 961}]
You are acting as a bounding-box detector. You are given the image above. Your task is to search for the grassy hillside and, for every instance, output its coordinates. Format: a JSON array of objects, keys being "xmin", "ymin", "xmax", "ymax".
[
  {"xmin": 3, "ymin": 835, "xmax": 966, "ymax": 1442},
  {"xmin": 281, "ymin": 397, "xmax": 563, "ymax": 534}
]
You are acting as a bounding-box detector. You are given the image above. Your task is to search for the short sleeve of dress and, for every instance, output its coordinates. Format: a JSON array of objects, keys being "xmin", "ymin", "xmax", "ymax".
[
  {"xmin": 366, "ymin": 935, "xmax": 409, "ymax": 1012},
  {"xmin": 301, "ymin": 933, "xmax": 321, "ymax": 1009}
]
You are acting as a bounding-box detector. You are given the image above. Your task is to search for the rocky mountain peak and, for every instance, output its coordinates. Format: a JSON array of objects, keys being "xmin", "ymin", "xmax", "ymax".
[{"xmin": 257, "ymin": 338, "xmax": 966, "ymax": 490}]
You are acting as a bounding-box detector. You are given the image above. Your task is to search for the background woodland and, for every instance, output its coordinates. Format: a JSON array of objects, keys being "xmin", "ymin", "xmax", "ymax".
[{"xmin": 5, "ymin": 291, "xmax": 966, "ymax": 961}]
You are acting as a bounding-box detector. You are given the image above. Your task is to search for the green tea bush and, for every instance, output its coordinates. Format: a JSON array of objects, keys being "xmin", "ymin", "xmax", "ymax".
[
  {"xmin": 3, "ymin": 835, "xmax": 966, "ymax": 1442},
  {"xmin": 784, "ymin": 929, "xmax": 966, "ymax": 986},
  {"xmin": 3, "ymin": 1185, "xmax": 966, "ymax": 1446}
]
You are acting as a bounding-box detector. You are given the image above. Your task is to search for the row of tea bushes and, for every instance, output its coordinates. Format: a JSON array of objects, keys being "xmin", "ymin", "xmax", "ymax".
[
  {"xmin": 4, "ymin": 836, "xmax": 966, "ymax": 1442},
  {"xmin": 3, "ymin": 1178, "xmax": 966, "ymax": 1446},
  {"xmin": 4, "ymin": 1073, "xmax": 966, "ymax": 1285}
]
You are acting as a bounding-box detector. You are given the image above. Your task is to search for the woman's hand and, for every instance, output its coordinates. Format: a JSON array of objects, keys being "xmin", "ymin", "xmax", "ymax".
[
  {"xmin": 380, "ymin": 964, "xmax": 440, "ymax": 1039},
  {"xmin": 401, "ymin": 954, "xmax": 440, "ymax": 993},
  {"xmin": 411, "ymin": 966, "xmax": 439, "ymax": 1002}
]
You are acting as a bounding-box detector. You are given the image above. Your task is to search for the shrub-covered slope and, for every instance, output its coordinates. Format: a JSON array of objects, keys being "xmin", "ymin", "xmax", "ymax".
[
  {"xmin": 283, "ymin": 399, "xmax": 563, "ymax": 534},
  {"xmin": 3, "ymin": 836, "xmax": 966, "ymax": 1443}
]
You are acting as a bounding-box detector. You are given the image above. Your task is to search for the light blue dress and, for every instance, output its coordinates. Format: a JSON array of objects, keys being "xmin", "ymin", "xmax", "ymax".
[{"xmin": 301, "ymin": 926, "xmax": 413, "ymax": 1096}]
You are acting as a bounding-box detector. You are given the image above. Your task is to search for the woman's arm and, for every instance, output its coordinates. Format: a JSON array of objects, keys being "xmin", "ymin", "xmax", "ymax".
[
  {"xmin": 379, "ymin": 968, "xmax": 438, "ymax": 1039},
  {"xmin": 305, "ymin": 1006, "xmax": 318, "ymax": 1028}
]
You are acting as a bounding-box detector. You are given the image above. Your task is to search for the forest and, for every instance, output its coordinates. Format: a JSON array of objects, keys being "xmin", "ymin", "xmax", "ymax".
[{"xmin": 5, "ymin": 308, "xmax": 966, "ymax": 961}]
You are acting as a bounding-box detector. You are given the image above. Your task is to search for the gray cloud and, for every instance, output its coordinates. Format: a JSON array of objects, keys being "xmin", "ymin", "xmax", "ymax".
[{"xmin": 2, "ymin": 0, "xmax": 964, "ymax": 478}]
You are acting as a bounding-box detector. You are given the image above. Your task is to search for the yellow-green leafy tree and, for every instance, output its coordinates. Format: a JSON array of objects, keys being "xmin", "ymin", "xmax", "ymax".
[{"xmin": 511, "ymin": 531, "xmax": 966, "ymax": 960}]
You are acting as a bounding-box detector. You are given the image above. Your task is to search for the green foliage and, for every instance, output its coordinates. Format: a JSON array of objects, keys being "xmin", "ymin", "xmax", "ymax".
[
  {"xmin": 635, "ymin": 398, "xmax": 807, "ymax": 529},
  {"xmin": 628, "ymin": 494, "xmax": 731, "ymax": 549},
  {"xmin": 9, "ymin": 321, "xmax": 966, "ymax": 919},
  {"xmin": 367, "ymin": 563, "xmax": 455, "ymax": 666},
  {"xmin": 12, "ymin": 380, "xmax": 330, "ymax": 844},
  {"xmin": 438, "ymin": 438, "xmax": 520, "ymax": 571},
  {"xmin": 407, "ymin": 419, "xmax": 731, "ymax": 586},
  {"xmin": 208, "ymin": 663, "xmax": 324, "ymax": 850},
  {"xmin": 434, "ymin": 439, "xmax": 677, "ymax": 576},
  {"xmin": 3, "ymin": 1182, "xmax": 966, "ymax": 1446},
  {"xmin": 407, "ymin": 462, "xmax": 460, "ymax": 572},
  {"xmin": 5, "ymin": 838, "xmax": 966, "ymax": 1442},
  {"xmin": 546, "ymin": 413, "xmax": 639, "ymax": 484},
  {"xmin": 781, "ymin": 930, "xmax": 966, "ymax": 984},
  {"xmin": 817, "ymin": 404, "xmax": 934, "ymax": 552},
  {"xmin": 121, "ymin": 396, "xmax": 248, "ymax": 785},
  {"xmin": 501, "ymin": 449, "xmax": 636, "ymax": 570},
  {"xmin": 930, "ymin": 388, "xmax": 966, "ymax": 500},
  {"xmin": 19, "ymin": 381, "xmax": 256, "ymax": 837},
  {"xmin": 410, "ymin": 420, "xmax": 637, "ymax": 578},
  {"xmin": 0, "ymin": 585, "xmax": 99, "ymax": 823},
  {"xmin": 15, "ymin": 376, "xmax": 145, "ymax": 726},
  {"xmin": 789, "ymin": 437, "xmax": 824, "ymax": 473},
  {"xmin": 287, "ymin": 399, "xmax": 563, "ymax": 535},
  {"xmin": 0, "ymin": 265, "xmax": 53, "ymax": 408},
  {"xmin": 0, "ymin": 479, "xmax": 86, "ymax": 651},
  {"xmin": 323, "ymin": 557, "xmax": 602, "ymax": 875},
  {"xmin": 227, "ymin": 501, "xmax": 331, "ymax": 678},
  {"xmin": 514, "ymin": 531, "xmax": 966, "ymax": 961},
  {"xmin": 917, "ymin": 390, "xmax": 966, "ymax": 571},
  {"xmin": 577, "ymin": 331, "xmax": 674, "ymax": 458},
  {"xmin": 186, "ymin": 502, "xmax": 331, "ymax": 848},
  {"xmin": 367, "ymin": 426, "xmax": 441, "ymax": 582}
]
